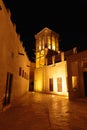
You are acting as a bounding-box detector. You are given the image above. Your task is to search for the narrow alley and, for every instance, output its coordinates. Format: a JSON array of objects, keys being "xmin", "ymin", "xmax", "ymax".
[{"xmin": 0, "ymin": 92, "xmax": 87, "ymax": 130}]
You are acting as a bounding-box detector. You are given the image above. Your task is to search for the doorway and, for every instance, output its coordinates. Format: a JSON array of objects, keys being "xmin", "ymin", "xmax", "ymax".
[
  {"xmin": 3, "ymin": 72, "xmax": 13, "ymax": 106},
  {"xmin": 49, "ymin": 78, "xmax": 53, "ymax": 91},
  {"xmin": 57, "ymin": 77, "xmax": 62, "ymax": 92},
  {"xmin": 83, "ymin": 72, "xmax": 87, "ymax": 96}
]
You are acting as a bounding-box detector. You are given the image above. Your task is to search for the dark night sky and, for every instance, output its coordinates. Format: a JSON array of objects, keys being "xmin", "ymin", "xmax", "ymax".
[{"xmin": 3, "ymin": 0, "xmax": 87, "ymax": 62}]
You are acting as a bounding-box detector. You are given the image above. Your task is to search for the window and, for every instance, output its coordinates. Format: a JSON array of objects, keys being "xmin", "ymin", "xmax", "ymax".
[
  {"xmin": 39, "ymin": 38, "xmax": 41, "ymax": 50},
  {"xmin": 42, "ymin": 37, "xmax": 44, "ymax": 49},
  {"xmin": 22, "ymin": 70, "xmax": 24, "ymax": 77},
  {"xmin": 72, "ymin": 76, "xmax": 78, "ymax": 88},
  {"xmin": 19, "ymin": 67, "xmax": 22, "ymax": 76},
  {"xmin": 57, "ymin": 77, "xmax": 62, "ymax": 92},
  {"xmin": 52, "ymin": 36, "xmax": 55, "ymax": 50},
  {"xmin": 48, "ymin": 36, "xmax": 51, "ymax": 49},
  {"xmin": 49, "ymin": 78, "xmax": 53, "ymax": 91},
  {"xmin": 0, "ymin": 5, "xmax": 2, "ymax": 10}
]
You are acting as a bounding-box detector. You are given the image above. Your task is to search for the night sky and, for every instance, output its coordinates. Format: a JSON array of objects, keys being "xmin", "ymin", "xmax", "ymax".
[{"xmin": 3, "ymin": 0, "xmax": 87, "ymax": 62}]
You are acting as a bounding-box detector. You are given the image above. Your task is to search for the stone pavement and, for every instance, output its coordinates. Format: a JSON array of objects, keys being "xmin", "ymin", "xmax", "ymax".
[{"xmin": 0, "ymin": 92, "xmax": 87, "ymax": 130}]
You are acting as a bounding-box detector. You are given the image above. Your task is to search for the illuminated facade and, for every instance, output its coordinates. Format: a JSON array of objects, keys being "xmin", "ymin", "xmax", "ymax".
[
  {"xmin": 34, "ymin": 27, "xmax": 75, "ymax": 97},
  {"xmin": 34, "ymin": 27, "xmax": 87, "ymax": 100},
  {"xmin": 0, "ymin": 0, "xmax": 30, "ymax": 111},
  {"xmin": 35, "ymin": 27, "xmax": 59, "ymax": 68},
  {"xmin": 67, "ymin": 50, "xmax": 87, "ymax": 100}
]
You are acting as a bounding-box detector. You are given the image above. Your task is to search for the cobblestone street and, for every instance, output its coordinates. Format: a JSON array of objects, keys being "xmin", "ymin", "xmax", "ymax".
[{"xmin": 0, "ymin": 92, "xmax": 87, "ymax": 130}]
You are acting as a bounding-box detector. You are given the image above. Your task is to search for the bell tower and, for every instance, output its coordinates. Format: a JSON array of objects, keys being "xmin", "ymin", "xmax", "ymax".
[{"xmin": 35, "ymin": 27, "xmax": 60, "ymax": 68}]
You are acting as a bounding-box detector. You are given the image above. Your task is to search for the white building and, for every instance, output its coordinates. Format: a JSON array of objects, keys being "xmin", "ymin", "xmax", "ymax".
[
  {"xmin": 34, "ymin": 27, "xmax": 71, "ymax": 96},
  {"xmin": 0, "ymin": 0, "xmax": 30, "ymax": 111},
  {"xmin": 34, "ymin": 27, "xmax": 87, "ymax": 100}
]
